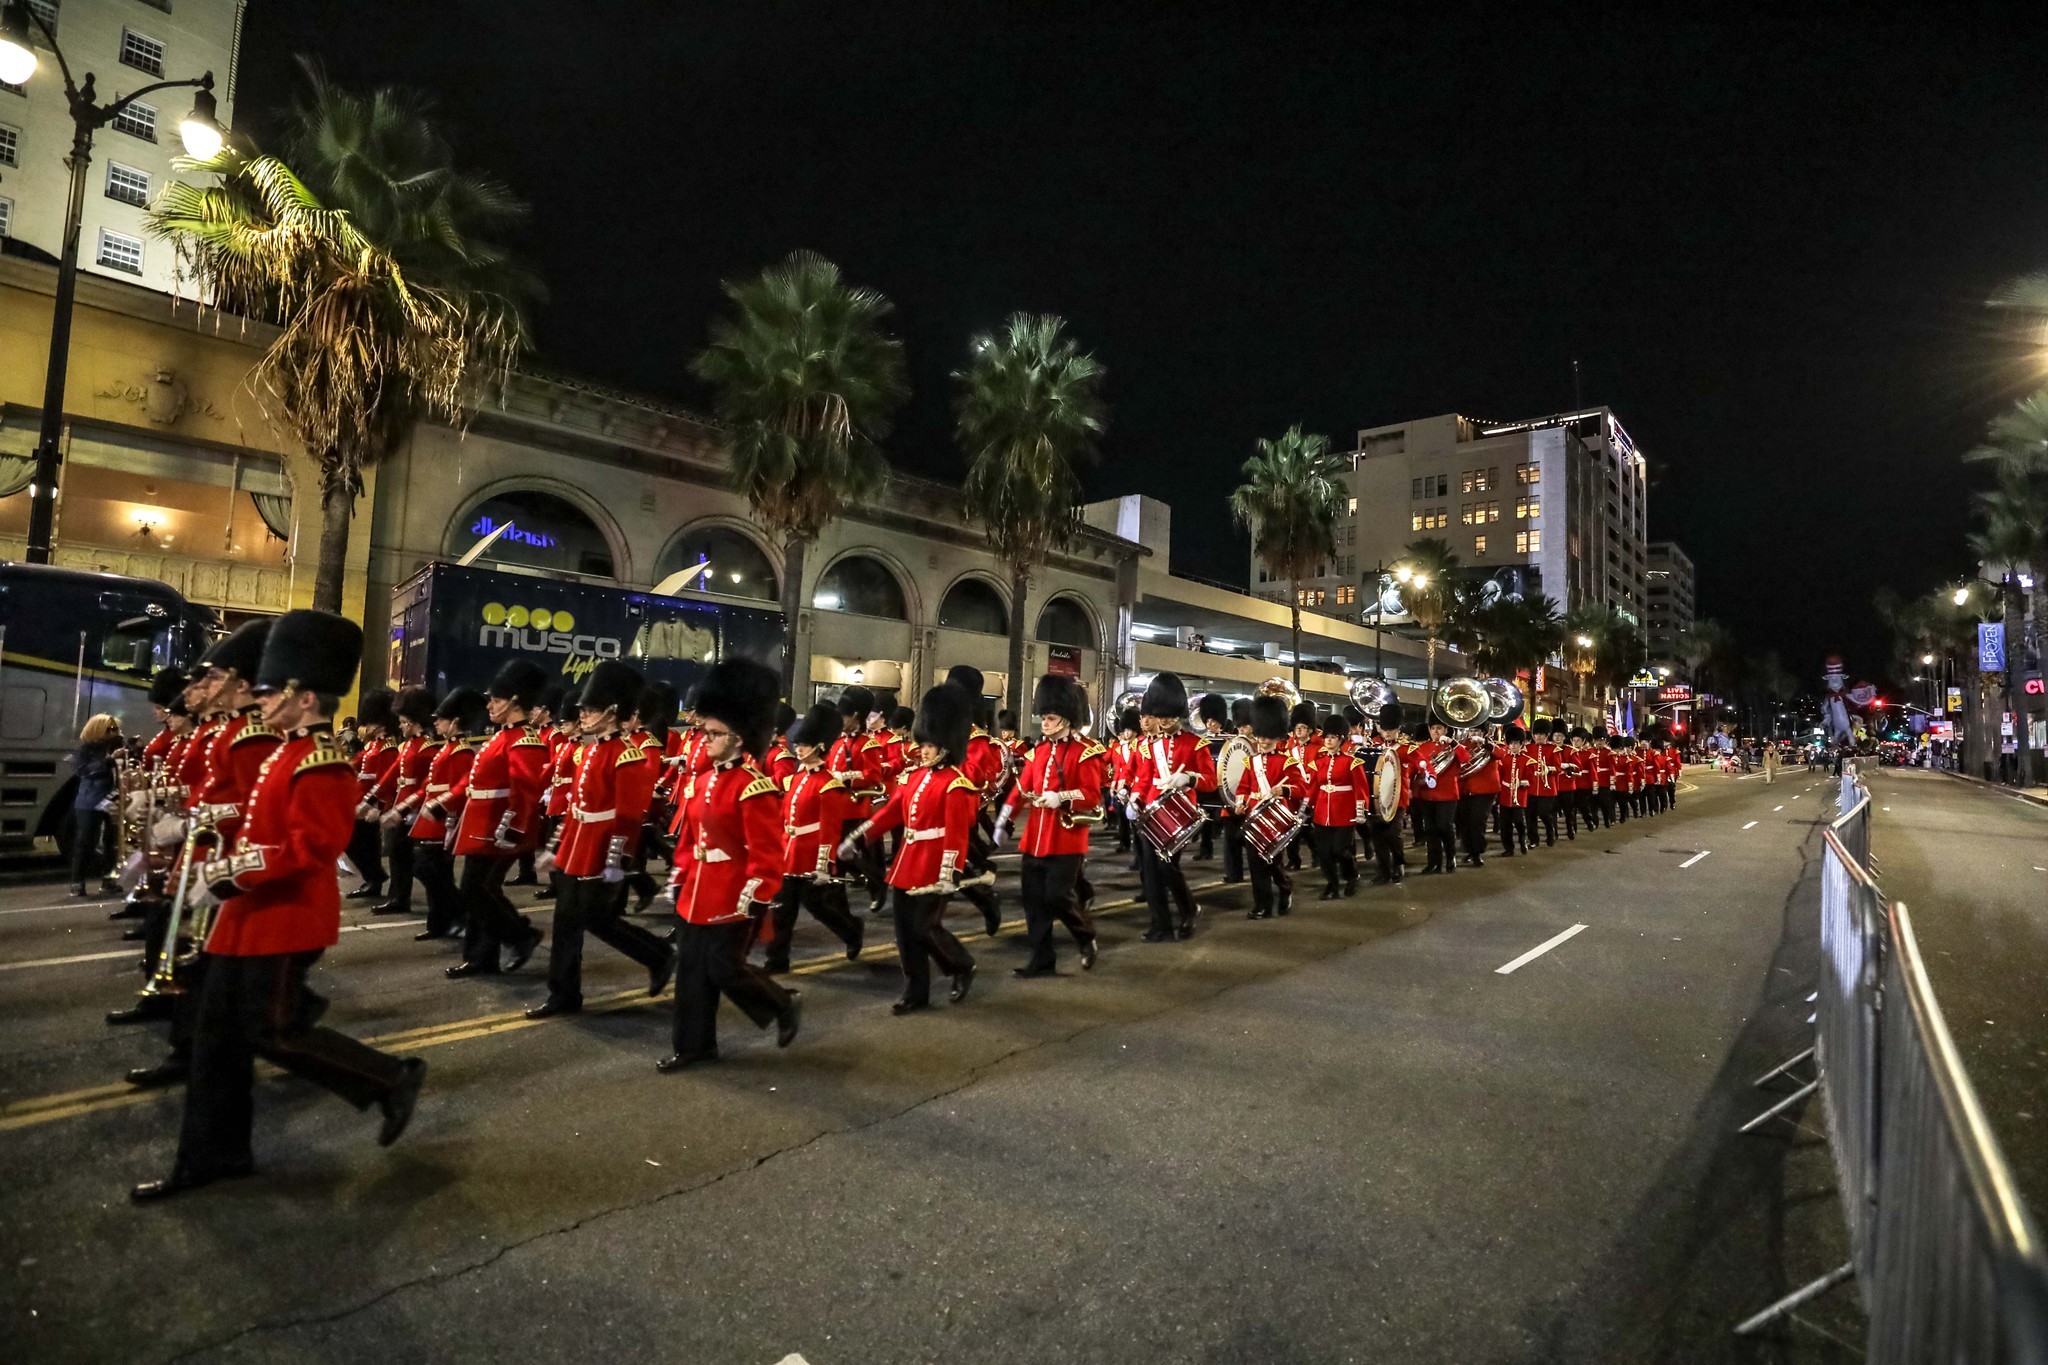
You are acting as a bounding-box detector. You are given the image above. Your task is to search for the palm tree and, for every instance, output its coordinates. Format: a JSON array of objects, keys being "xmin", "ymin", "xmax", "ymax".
[
  {"xmin": 149, "ymin": 63, "xmax": 532, "ymax": 613},
  {"xmin": 1230, "ymin": 426, "xmax": 1348, "ymax": 689},
  {"xmin": 694, "ymin": 251, "xmax": 909, "ymax": 698},
  {"xmin": 955, "ymin": 314, "xmax": 1106, "ymax": 718},
  {"xmin": 1968, "ymin": 469, "xmax": 2048, "ymax": 782},
  {"xmin": 1399, "ymin": 537, "xmax": 1463, "ymax": 702},
  {"xmin": 1470, "ymin": 592, "xmax": 1564, "ymax": 690},
  {"xmin": 1562, "ymin": 602, "xmax": 1642, "ymax": 723}
]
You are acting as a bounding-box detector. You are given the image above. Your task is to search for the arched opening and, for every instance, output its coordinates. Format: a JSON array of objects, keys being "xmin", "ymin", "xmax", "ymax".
[
  {"xmin": 938, "ymin": 577, "xmax": 1009, "ymax": 636},
  {"xmin": 1036, "ymin": 595, "xmax": 1095, "ymax": 647},
  {"xmin": 656, "ymin": 525, "xmax": 778, "ymax": 601},
  {"xmin": 813, "ymin": 554, "xmax": 907, "ymax": 620},
  {"xmin": 448, "ymin": 488, "xmax": 615, "ymax": 578}
]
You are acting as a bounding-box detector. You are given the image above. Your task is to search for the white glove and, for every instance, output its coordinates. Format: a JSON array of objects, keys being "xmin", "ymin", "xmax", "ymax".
[
  {"xmin": 191, "ymin": 883, "xmax": 220, "ymax": 910},
  {"xmin": 534, "ymin": 850, "xmax": 557, "ymax": 879},
  {"xmin": 95, "ymin": 796, "xmax": 117, "ymax": 815},
  {"xmin": 990, "ymin": 816, "xmax": 1009, "ymax": 848},
  {"xmin": 1033, "ymin": 789, "xmax": 1065, "ymax": 808},
  {"xmin": 117, "ymin": 849, "xmax": 148, "ymax": 893},
  {"xmin": 152, "ymin": 813, "xmax": 186, "ymax": 848},
  {"xmin": 601, "ymin": 864, "xmax": 624, "ymax": 885},
  {"xmin": 123, "ymin": 791, "xmax": 150, "ymax": 820},
  {"xmin": 1421, "ymin": 771, "xmax": 1437, "ymax": 790},
  {"xmin": 380, "ymin": 806, "xmax": 404, "ymax": 829},
  {"xmin": 1165, "ymin": 770, "xmax": 1195, "ymax": 792},
  {"xmin": 837, "ymin": 836, "xmax": 861, "ymax": 862}
]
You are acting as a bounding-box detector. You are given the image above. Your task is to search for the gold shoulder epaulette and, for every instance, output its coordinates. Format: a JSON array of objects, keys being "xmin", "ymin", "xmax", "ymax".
[
  {"xmin": 297, "ymin": 743, "xmax": 351, "ymax": 775},
  {"xmin": 1078, "ymin": 740, "xmax": 1107, "ymax": 760},
  {"xmin": 617, "ymin": 744, "xmax": 645, "ymax": 764},
  {"xmin": 948, "ymin": 774, "xmax": 980, "ymax": 795},
  {"xmin": 233, "ymin": 720, "xmax": 278, "ymax": 745},
  {"xmin": 514, "ymin": 733, "xmax": 549, "ymax": 748},
  {"xmin": 820, "ymin": 775, "xmax": 846, "ymax": 793},
  {"xmin": 741, "ymin": 775, "xmax": 779, "ymax": 801}
]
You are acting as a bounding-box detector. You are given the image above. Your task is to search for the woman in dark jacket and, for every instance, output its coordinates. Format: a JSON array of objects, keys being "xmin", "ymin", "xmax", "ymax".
[{"xmin": 68, "ymin": 714, "xmax": 123, "ymax": 896}]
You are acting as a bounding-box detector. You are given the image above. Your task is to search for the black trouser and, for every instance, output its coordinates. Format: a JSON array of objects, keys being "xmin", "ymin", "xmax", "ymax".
[
  {"xmin": 1528, "ymin": 794, "xmax": 1558, "ymax": 846},
  {"xmin": 1196, "ymin": 802, "xmax": 1220, "ymax": 860},
  {"xmin": 545, "ymin": 874, "xmax": 671, "ymax": 1007},
  {"xmin": 1020, "ymin": 852, "xmax": 1093, "ymax": 971},
  {"xmin": 893, "ymin": 891, "xmax": 973, "ymax": 1005},
  {"xmin": 1666, "ymin": 780, "xmax": 1678, "ymax": 809},
  {"xmin": 173, "ymin": 949, "xmax": 408, "ymax": 1180},
  {"xmin": 383, "ymin": 825, "xmax": 415, "ymax": 911},
  {"xmin": 765, "ymin": 876, "xmax": 862, "ymax": 970},
  {"xmin": 1596, "ymin": 790, "xmax": 1616, "ymax": 828},
  {"xmin": 1248, "ymin": 846, "xmax": 1292, "ymax": 915},
  {"xmin": 1416, "ymin": 799, "xmax": 1458, "ymax": 869},
  {"xmin": 1313, "ymin": 825, "xmax": 1355, "ymax": 892},
  {"xmin": 1110, "ymin": 802, "xmax": 1132, "ymax": 852},
  {"xmin": 413, "ymin": 843, "xmax": 463, "ymax": 936},
  {"xmin": 1137, "ymin": 839, "xmax": 1196, "ymax": 936},
  {"xmin": 959, "ymin": 820, "xmax": 1001, "ymax": 930},
  {"xmin": 1497, "ymin": 803, "xmax": 1530, "ymax": 855},
  {"xmin": 459, "ymin": 855, "xmax": 529, "ymax": 970},
  {"xmin": 69, "ymin": 807, "xmax": 113, "ymax": 884},
  {"xmin": 1367, "ymin": 814, "xmax": 1405, "ymax": 881},
  {"xmin": 1575, "ymin": 789, "xmax": 1597, "ymax": 833},
  {"xmin": 345, "ymin": 818, "xmax": 385, "ymax": 888},
  {"xmin": 1560, "ymin": 789, "xmax": 1579, "ymax": 838},
  {"xmin": 842, "ymin": 816, "xmax": 886, "ymax": 909},
  {"xmin": 1219, "ymin": 812, "xmax": 1245, "ymax": 882},
  {"xmin": 1456, "ymin": 793, "xmax": 1494, "ymax": 863},
  {"xmin": 671, "ymin": 918, "xmax": 789, "ymax": 1059},
  {"xmin": 1409, "ymin": 801, "xmax": 1428, "ymax": 847}
]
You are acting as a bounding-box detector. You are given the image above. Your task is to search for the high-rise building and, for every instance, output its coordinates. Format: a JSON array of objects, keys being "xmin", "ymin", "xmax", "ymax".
[
  {"xmin": 1247, "ymin": 407, "xmax": 1649, "ymax": 642},
  {"xmin": 0, "ymin": 0, "xmax": 245, "ymax": 295},
  {"xmin": 1645, "ymin": 540, "xmax": 1696, "ymax": 671}
]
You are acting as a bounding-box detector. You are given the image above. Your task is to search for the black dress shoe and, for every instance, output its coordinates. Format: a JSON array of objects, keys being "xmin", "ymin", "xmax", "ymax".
[
  {"xmin": 377, "ymin": 1058, "xmax": 427, "ymax": 1146},
  {"xmin": 763, "ymin": 958, "xmax": 792, "ymax": 975},
  {"xmin": 657, "ymin": 1050, "xmax": 718, "ymax": 1071},
  {"xmin": 648, "ymin": 946, "xmax": 677, "ymax": 997},
  {"xmin": 106, "ymin": 997, "xmax": 173, "ymax": 1026},
  {"xmin": 505, "ymin": 873, "xmax": 538, "ymax": 886},
  {"xmin": 120, "ymin": 924, "xmax": 147, "ymax": 941},
  {"xmin": 445, "ymin": 960, "xmax": 500, "ymax": 979},
  {"xmin": 949, "ymin": 965, "xmax": 976, "ymax": 1004},
  {"xmin": 344, "ymin": 884, "xmax": 384, "ymax": 901},
  {"xmin": 845, "ymin": 920, "xmax": 865, "ymax": 961},
  {"xmin": 126, "ymin": 1057, "xmax": 190, "ymax": 1089},
  {"xmin": 1248, "ymin": 906, "xmax": 1270, "ymax": 920},
  {"xmin": 131, "ymin": 1158, "xmax": 254, "ymax": 1203},
  {"xmin": 1141, "ymin": 930, "xmax": 1174, "ymax": 943},
  {"xmin": 414, "ymin": 928, "xmax": 444, "ymax": 941},
  {"xmin": 369, "ymin": 901, "xmax": 412, "ymax": 916},
  {"xmin": 890, "ymin": 998, "xmax": 931, "ymax": 1015},
  {"xmin": 107, "ymin": 901, "xmax": 146, "ymax": 920},
  {"xmin": 1013, "ymin": 965, "xmax": 1059, "ymax": 979},
  {"xmin": 1369, "ymin": 874, "xmax": 1393, "ymax": 886},
  {"xmin": 982, "ymin": 908, "xmax": 1002, "ymax": 936},
  {"xmin": 505, "ymin": 926, "xmax": 544, "ymax": 973},
  {"xmin": 1318, "ymin": 888, "xmax": 1339, "ymax": 901},
  {"xmin": 525, "ymin": 998, "xmax": 579, "ymax": 1020},
  {"xmin": 776, "ymin": 993, "xmax": 802, "ymax": 1047},
  {"xmin": 1078, "ymin": 938, "xmax": 1098, "ymax": 971},
  {"xmin": 533, "ymin": 885, "xmax": 557, "ymax": 901}
]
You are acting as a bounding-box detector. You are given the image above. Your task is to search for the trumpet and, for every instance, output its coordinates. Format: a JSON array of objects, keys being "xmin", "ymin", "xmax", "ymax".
[{"xmin": 139, "ymin": 820, "xmax": 220, "ymax": 999}]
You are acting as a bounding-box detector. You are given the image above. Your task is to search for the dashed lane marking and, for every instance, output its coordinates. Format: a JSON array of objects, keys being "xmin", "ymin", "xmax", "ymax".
[
  {"xmin": 1774, "ymin": 805, "xmax": 1785, "ymax": 812},
  {"xmin": 1495, "ymin": 924, "xmax": 1588, "ymax": 975},
  {"xmin": 1742, "ymin": 821, "xmax": 1758, "ymax": 830},
  {"xmin": 1680, "ymin": 850, "xmax": 1711, "ymax": 868},
  {"xmin": 0, "ymin": 901, "xmax": 108, "ymax": 918},
  {"xmin": 0, "ymin": 918, "xmax": 417, "ymax": 975}
]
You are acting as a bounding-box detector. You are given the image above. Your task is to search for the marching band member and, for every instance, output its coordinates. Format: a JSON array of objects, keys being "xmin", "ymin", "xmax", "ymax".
[
  {"xmin": 762, "ymin": 703, "xmax": 866, "ymax": 973},
  {"xmin": 1128, "ymin": 672, "xmax": 1217, "ymax": 942},
  {"xmin": 131, "ymin": 610, "xmax": 425, "ymax": 1202},
  {"xmin": 1589, "ymin": 727, "xmax": 1616, "ymax": 829},
  {"xmin": 528, "ymin": 660, "xmax": 676, "ymax": 1018},
  {"xmin": 946, "ymin": 664, "xmax": 1006, "ymax": 937},
  {"xmin": 660, "ymin": 658, "xmax": 800, "ymax": 1070},
  {"xmin": 614, "ymin": 685, "xmax": 668, "ymax": 913},
  {"xmin": 765, "ymin": 702, "xmax": 800, "ymax": 787},
  {"xmin": 1234, "ymin": 694, "xmax": 1306, "ymax": 920},
  {"xmin": 1456, "ymin": 723, "xmax": 1499, "ymax": 868},
  {"xmin": 1193, "ymin": 692, "xmax": 1230, "ymax": 864},
  {"xmin": 507, "ymin": 685, "xmax": 563, "ymax": 889},
  {"xmin": 994, "ymin": 674, "xmax": 1104, "ymax": 977},
  {"xmin": 109, "ymin": 670, "xmax": 193, "ymax": 917},
  {"xmin": 1562, "ymin": 726, "xmax": 1593, "ymax": 838},
  {"xmin": 1221, "ymin": 698, "xmax": 1254, "ymax": 884},
  {"xmin": 1365, "ymin": 704, "xmax": 1411, "ymax": 885},
  {"xmin": 344, "ymin": 689, "xmax": 399, "ymax": 903},
  {"xmin": 440, "ymin": 660, "xmax": 551, "ymax": 978},
  {"xmin": 1526, "ymin": 720, "xmax": 1560, "ymax": 847},
  {"xmin": 532, "ymin": 685, "xmax": 579, "ymax": 903},
  {"xmin": 1408, "ymin": 712, "xmax": 1467, "ymax": 875},
  {"xmin": 1109, "ymin": 707, "xmax": 1141, "ymax": 858},
  {"xmin": 825, "ymin": 685, "xmax": 887, "ymax": 914},
  {"xmin": 1495, "ymin": 725, "xmax": 1532, "ymax": 856},
  {"xmin": 371, "ymin": 686, "xmax": 439, "ymax": 917},
  {"xmin": 842, "ymin": 682, "xmax": 982, "ymax": 1012},
  {"xmin": 407, "ymin": 688, "xmax": 485, "ymax": 942},
  {"xmin": 1284, "ymin": 700, "xmax": 1318, "ymax": 869},
  {"xmin": 1305, "ymin": 712, "xmax": 1365, "ymax": 899}
]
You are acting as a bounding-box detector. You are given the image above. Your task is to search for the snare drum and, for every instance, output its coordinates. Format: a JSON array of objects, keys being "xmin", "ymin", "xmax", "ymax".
[
  {"xmin": 1242, "ymin": 795, "xmax": 1306, "ymax": 863},
  {"xmin": 1136, "ymin": 788, "xmax": 1204, "ymax": 858}
]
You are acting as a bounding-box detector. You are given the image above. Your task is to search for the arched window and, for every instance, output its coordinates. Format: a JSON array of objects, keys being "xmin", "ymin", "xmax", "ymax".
[
  {"xmin": 449, "ymin": 489, "xmax": 614, "ymax": 578},
  {"xmin": 813, "ymin": 554, "xmax": 907, "ymax": 620},
  {"xmin": 656, "ymin": 526, "xmax": 778, "ymax": 602},
  {"xmin": 1036, "ymin": 595, "xmax": 1095, "ymax": 647},
  {"xmin": 938, "ymin": 578, "xmax": 1009, "ymax": 636}
]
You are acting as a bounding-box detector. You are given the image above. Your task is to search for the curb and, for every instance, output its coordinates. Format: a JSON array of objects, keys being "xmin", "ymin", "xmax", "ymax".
[{"xmin": 1937, "ymin": 769, "xmax": 2048, "ymax": 810}]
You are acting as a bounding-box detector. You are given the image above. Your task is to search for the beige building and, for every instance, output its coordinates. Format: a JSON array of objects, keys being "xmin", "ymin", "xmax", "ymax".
[{"xmin": 1, "ymin": 0, "xmax": 245, "ymax": 294}]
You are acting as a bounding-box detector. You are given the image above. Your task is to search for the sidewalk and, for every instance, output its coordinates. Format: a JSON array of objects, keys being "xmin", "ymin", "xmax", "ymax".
[{"xmin": 1939, "ymin": 767, "xmax": 2048, "ymax": 809}]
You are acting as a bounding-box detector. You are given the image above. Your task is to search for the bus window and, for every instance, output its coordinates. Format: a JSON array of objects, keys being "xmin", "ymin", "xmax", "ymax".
[{"xmin": 100, "ymin": 607, "xmax": 172, "ymax": 675}]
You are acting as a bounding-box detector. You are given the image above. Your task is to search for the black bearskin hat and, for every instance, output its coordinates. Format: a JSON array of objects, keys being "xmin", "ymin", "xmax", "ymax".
[
  {"xmin": 914, "ymin": 683, "xmax": 973, "ymax": 764},
  {"xmin": 536, "ymin": 683, "xmax": 566, "ymax": 719},
  {"xmin": 1290, "ymin": 700, "xmax": 1319, "ymax": 732},
  {"xmin": 1230, "ymin": 697, "xmax": 1253, "ymax": 729},
  {"xmin": 200, "ymin": 619, "xmax": 271, "ymax": 679},
  {"xmin": 147, "ymin": 669, "xmax": 188, "ymax": 706},
  {"xmin": 1031, "ymin": 673, "xmax": 1087, "ymax": 725},
  {"xmin": 1568, "ymin": 726, "xmax": 1591, "ymax": 741},
  {"xmin": 790, "ymin": 702, "xmax": 841, "ymax": 748},
  {"xmin": 1117, "ymin": 706, "xmax": 1142, "ymax": 736},
  {"xmin": 1376, "ymin": 702, "xmax": 1409, "ymax": 735},
  {"xmin": 1141, "ymin": 672, "xmax": 1188, "ymax": 719},
  {"xmin": 1321, "ymin": 712, "xmax": 1351, "ymax": 739},
  {"xmin": 637, "ymin": 680, "xmax": 679, "ymax": 740},
  {"xmin": 694, "ymin": 657, "xmax": 779, "ymax": 758},
  {"xmin": 436, "ymin": 686, "xmax": 489, "ymax": 732},
  {"xmin": 394, "ymin": 685, "xmax": 438, "ymax": 728},
  {"xmin": 168, "ymin": 694, "xmax": 189, "ymax": 718},
  {"xmin": 1342, "ymin": 704, "xmax": 1366, "ymax": 728},
  {"xmin": 996, "ymin": 708, "xmax": 1017, "ymax": 732},
  {"xmin": 1591, "ymin": 725, "xmax": 1610, "ymax": 742},
  {"xmin": 1503, "ymin": 724, "xmax": 1529, "ymax": 745},
  {"xmin": 774, "ymin": 701, "xmax": 797, "ymax": 736},
  {"xmin": 357, "ymin": 687, "xmax": 398, "ymax": 732},
  {"xmin": 1250, "ymin": 694, "xmax": 1289, "ymax": 741},
  {"xmin": 837, "ymin": 685, "xmax": 875, "ymax": 721},
  {"xmin": 253, "ymin": 610, "xmax": 358, "ymax": 697},
  {"xmin": 1196, "ymin": 692, "xmax": 1229, "ymax": 726},
  {"xmin": 945, "ymin": 664, "xmax": 985, "ymax": 698},
  {"xmin": 890, "ymin": 705, "xmax": 915, "ymax": 729},
  {"xmin": 488, "ymin": 659, "xmax": 548, "ymax": 710},
  {"xmin": 577, "ymin": 659, "xmax": 644, "ymax": 715}
]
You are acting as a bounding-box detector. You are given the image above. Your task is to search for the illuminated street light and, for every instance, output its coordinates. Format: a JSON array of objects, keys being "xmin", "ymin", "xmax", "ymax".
[{"xmin": 1954, "ymin": 587, "xmax": 1971, "ymax": 605}]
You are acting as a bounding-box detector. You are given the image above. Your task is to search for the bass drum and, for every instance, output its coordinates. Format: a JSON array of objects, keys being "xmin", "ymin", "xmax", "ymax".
[
  {"xmin": 1214, "ymin": 733, "xmax": 1254, "ymax": 810},
  {"xmin": 1372, "ymin": 750, "xmax": 1403, "ymax": 822}
]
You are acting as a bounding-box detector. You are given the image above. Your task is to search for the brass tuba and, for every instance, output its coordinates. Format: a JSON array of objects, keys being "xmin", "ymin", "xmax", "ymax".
[
  {"xmin": 1348, "ymin": 677, "xmax": 1396, "ymax": 717},
  {"xmin": 1433, "ymin": 677, "xmax": 1489, "ymax": 728},
  {"xmin": 1481, "ymin": 677, "xmax": 1525, "ymax": 726},
  {"xmin": 1257, "ymin": 676, "xmax": 1301, "ymax": 709}
]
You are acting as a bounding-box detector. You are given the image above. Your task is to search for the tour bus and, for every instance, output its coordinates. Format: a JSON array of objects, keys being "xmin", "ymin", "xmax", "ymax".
[
  {"xmin": 387, "ymin": 561, "xmax": 783, "ymax": 702},
  {"xmin": 0, "ymin": 565, "xmax": 219, "ymax": 853}
]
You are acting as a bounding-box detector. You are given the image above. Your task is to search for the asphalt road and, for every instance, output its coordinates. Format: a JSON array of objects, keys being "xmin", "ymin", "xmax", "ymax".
[
  {"xmin": 2, "ymin": 771, "xmax": 1869, "ymax": 1363},
  {"xmin": 1853, "ymin": 765, "xmax": 2048, "ymax": 1214}
]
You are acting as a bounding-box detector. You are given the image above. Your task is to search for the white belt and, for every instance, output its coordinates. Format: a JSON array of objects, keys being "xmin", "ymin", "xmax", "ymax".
[
  {"xmin": 469, "ymin": 788, "xmax": 510, "ymax": 799},
  {"xmin": 787, "ymin": 822, "xmax": 820, "ymax": 836},
  {"xmin": 904, "ymin": 828, "xmax": 945, "ymax": 843},
  {"xmin": 426, "ymin": 784, "xmax": 451, "ymax": 794},
  {"xmin": 697, "ymin": 847, "xmax": 732, "ymax": 863},
  {"xmin": 1322, "ymin": 784, "xmax": 1352, "ymax": 792},
  {"xmin": 571, "ymin": 808, "xmax": 615, "ymax": 822}
]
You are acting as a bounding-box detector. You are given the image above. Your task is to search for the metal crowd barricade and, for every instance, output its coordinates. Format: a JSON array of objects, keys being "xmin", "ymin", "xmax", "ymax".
[{"xmin": 1736, "ymin": 776, "xmax": 2048, "ymax": 1359}]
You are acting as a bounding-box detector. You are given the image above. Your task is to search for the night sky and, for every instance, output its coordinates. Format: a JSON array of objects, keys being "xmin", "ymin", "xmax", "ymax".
[{"xmin": 239, "ymin": 3, "xmax": 2048, "ymax": 684}]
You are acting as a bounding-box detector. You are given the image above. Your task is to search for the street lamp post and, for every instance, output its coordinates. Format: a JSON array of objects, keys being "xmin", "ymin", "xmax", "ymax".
[{"xmin": 0, "ymin": 2, "xmax": 222, "ymax": 565}]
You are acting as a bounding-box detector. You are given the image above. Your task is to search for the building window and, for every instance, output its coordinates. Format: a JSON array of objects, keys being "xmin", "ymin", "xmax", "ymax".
[
  {"xmin": 0, "ymin": 124, "xmax": 18, "ymax": 166},
  {"xmin": 120, "ymin": 29, "xmax": 165, "ymax": 77},
  {"xmin": 938, "ymin": 578, "xmax": 1010, "ymax": 636},
  {"xmin": 1480, "ymin": 468, "xmax": 1497, "ymax": 492},
  {"xmin": 1037, "ymin": 595, "xmax": 1095, "ymax": 648},
  {"xmin": 1411, "ymin": 512, "xmax": 1424, "ymax": 531},
  {"xmin": 1484, "ymin": 500, "xmax": 1500, "ymax": 522},
  {"xmin": 1296, "ymin": 588, "xmax": 1326, "ymax": 607},
  {"xmin": 1517, "ymin": 461, "xmax": 1539, "ymax": 485},
  {"xmin": 1460, "ymin": 469, "xmax": 1475, "ymax": 494},
  {"xmin": 813, "ymin": 554, "xmax": 907, "ymax": 619},
  {"xmin": 95, "ymin": 228, "xmax": 144, "ymax": 274},
  {"xmin": 111, "ymin": 101, "xmax": 157, "ymax": 141},
  {"xmin": 105, "ymin": 162, "xmax": 151, "ymax": 207},
  {"xmin": 0, "ymin": 196, "xmax": 11, "ymax": 237},
  {"xmin": 1335, "ymin": 585, "xmax": 1356, "ymax": 605},
  {"xmin": 1516, "ymin": 496, "xmax": 1541, "ymax": 520},
  {"xmin": 1424, "ymin": 508, "xmax": 1447, "ymax": 530},
  {"xmin": 1473, "ymin": 535, "xmax": 1487, "ymax": 555},
  {"xmin": 654, "ymin": 525, "xmax": 778, "ymax": 601},
  {"xmin": 452, "ymin": 488, "xmax": 615, "ymax": 577},
  {"xmin": 1517, "ymin": 530, "xmax": 1543, "ymax": 554}
]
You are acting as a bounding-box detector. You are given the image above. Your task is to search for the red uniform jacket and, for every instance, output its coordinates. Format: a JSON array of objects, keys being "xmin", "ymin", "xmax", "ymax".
[
  {"xmin": 1233, "ymin": 749, "xmax": 1306, "ymax": 811},
  {"xmin": 1589, "ymin": 749, "xmax": 1615, "ymax": 792},
  {"xmin": 1497, "ymin": 751, "xmax": 1533, "ymax": 808},
  {"xmin": 1305, "ymin": 749, "xmax": 1367, "ymax": 827},
  {"xmin": 612, "ymin": 736, "xmax": 659, "ymax": 856},
  {"xmin": 669, "ymin": 760, "xmax": 784, "ymax": 924},
  {"xmin": 865, "ymin": 764, "xmax": 980, "ymax": 893},
  {"xmin": 555, "ymin": 734, "xmax": 648, "ymax": 877},
  {"xmin": 355, "ymin": 739, "xmax": 400, "ymax": 813},
  {"xmin": 452, "ymin": 724, "xmax": 549, "ymax": 857},
  {"xmin": 1559, "ymin": 744, "xmax": 1591, "ymax": 792},
  {"xmin": 1409, "ymin": 739, "xmax": 1467, "ymax": 802},
  {"xmin": 411, "ymin": 739, "xmax": 476, "ymax": 842},
  {"xmin": 782, "ymin": 767, "xmax": 856, "ymax": 877},
  {"xmin": 202, "ymin": 728, "xmax": 356, "ymax": 956},
  {"xmin": 192, "ymin": 709, "xmax": 281, "ymax": 848},
  {"xmin": 390, "ymin": 735, "xmax": 441, "ymax": 817},
  {"xmin": 1002, "ymin": 734, "xmax": 1107, "ymax": 858},
  {"xmin": 1129, "ymin": 730, "xmax": 1219, "ymax": 807},
  {"xmin": 826, "ymin": 731, "xmax": 880, "ymax": 816},
  {"xmin": 542, "ymin": 726, "xmax": 576, "ymax": 818},
  {"xmin": 171, "ymin": 717, "xmax": 224, "ymax": 810},
  {"xmin": 142, "ymin": 723, "xmax": 176, "ymax": 771},
  {"xmin": 1527, "ymin": 743, "xmax": 1559, "ymax": 798},
  {"xmin": 765, "ymin": 738, "xmax": 799, "ymax": 788},
  {"xmin": 1462, "ymin": 741, "xmax": 1502, "ymax": 798}
]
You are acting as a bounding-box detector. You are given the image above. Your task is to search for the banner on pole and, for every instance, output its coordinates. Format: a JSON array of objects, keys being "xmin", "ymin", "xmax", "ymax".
[{"xmin": 1979, "ymin": 622, "xmax": 2006, "ymax": 672}]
